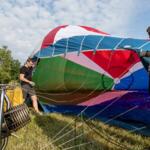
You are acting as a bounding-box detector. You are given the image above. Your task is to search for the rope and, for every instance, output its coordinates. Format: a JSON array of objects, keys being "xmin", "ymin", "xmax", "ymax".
[
  {"xmin": 83, "ymin": 117, "xmax": 130, "ymax": 150},
  {"xmin": 40, "ymin": 51, "xmax": 138, "ymax": 149}
]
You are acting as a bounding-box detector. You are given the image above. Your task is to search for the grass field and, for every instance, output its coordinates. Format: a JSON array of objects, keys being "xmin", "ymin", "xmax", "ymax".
[{"xmin": 6, "ymin": 113, "xmax": 150, "ymax": 150}]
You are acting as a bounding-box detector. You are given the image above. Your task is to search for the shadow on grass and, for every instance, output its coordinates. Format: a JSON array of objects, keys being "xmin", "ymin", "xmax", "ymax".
[{"xmin": 34, "ymin": 114, "xmax": 112, "ymax": 150}]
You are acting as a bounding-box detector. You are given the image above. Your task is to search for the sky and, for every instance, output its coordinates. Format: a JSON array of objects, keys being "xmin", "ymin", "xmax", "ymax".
[{"xmin": 0, "ymin": 0, "xmax": 150, "ymax": 63}]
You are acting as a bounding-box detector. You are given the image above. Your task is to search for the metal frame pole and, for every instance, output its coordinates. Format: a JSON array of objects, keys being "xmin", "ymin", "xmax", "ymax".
[
  {"xmin": 0, "ymin": 87, "xmax": 5, "ymax": 140},
  {"xmin": 0, "ymin": 84, "xmax": 11, "ymax": 150}
]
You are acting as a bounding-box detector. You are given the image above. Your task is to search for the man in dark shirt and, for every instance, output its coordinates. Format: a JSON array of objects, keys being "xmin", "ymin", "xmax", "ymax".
[{"xmin": 20, "ymin": 58, "xmax": 41, "ymax": 114}]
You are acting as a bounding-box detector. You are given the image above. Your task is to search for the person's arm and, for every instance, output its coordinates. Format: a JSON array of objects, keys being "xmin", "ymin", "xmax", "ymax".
[{"xmin": 19, "ymin": 73, "xmax": 32, "ymax": 84}]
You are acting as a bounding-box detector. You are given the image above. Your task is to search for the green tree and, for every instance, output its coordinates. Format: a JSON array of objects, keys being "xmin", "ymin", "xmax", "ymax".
[{"xmin": 0, "ymin": 46, "xmax": 21, "ymax": 83}]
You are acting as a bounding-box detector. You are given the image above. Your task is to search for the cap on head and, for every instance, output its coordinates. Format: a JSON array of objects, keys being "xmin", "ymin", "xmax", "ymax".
[
  {"xmin": 146, "ymin": 26, "xmax": 150, "ymax": 38},
  {"xmin": 147, "ymin": 26, "xmax": 150, "ymax": 35},
  {"xmin": 147, "ymin": 26, "xmax": 150, "ymax": 32}
]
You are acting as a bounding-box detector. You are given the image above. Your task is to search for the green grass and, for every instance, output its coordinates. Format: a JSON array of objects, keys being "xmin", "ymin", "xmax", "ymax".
[{"xmin": 6, "ymin": 113, "xmax": 150, "ymax": 150}]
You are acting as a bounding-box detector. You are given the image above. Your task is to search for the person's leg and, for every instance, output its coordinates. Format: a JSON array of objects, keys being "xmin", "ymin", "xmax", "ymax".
[
  {"xmin": 30, "ymin": 95, "xmax": 40, "ymax": 112},
  {"xmin": 21, "ymin": 85, "xmax": 28, "ymax": 101},
  {"xmin": 28, "ymin": 86, "xmax": 42, "ymax": 114}
]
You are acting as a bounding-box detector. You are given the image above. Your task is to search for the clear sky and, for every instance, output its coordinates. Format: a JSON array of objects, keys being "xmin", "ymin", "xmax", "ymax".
[{"xmin": 0, "ymin": 0, "xmax": 150, "ymax": 63}]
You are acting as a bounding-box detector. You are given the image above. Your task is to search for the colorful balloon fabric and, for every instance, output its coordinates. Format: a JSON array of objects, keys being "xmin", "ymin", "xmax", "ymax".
[{"xmin": 32, "ymin": 25, "xmax": 150, "ymax": 134}]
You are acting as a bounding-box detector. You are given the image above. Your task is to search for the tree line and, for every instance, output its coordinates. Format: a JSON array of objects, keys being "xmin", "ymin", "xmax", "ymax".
[{"xmin": 0, "ymin": 46, "xmax": 20, "ymax": 84}]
